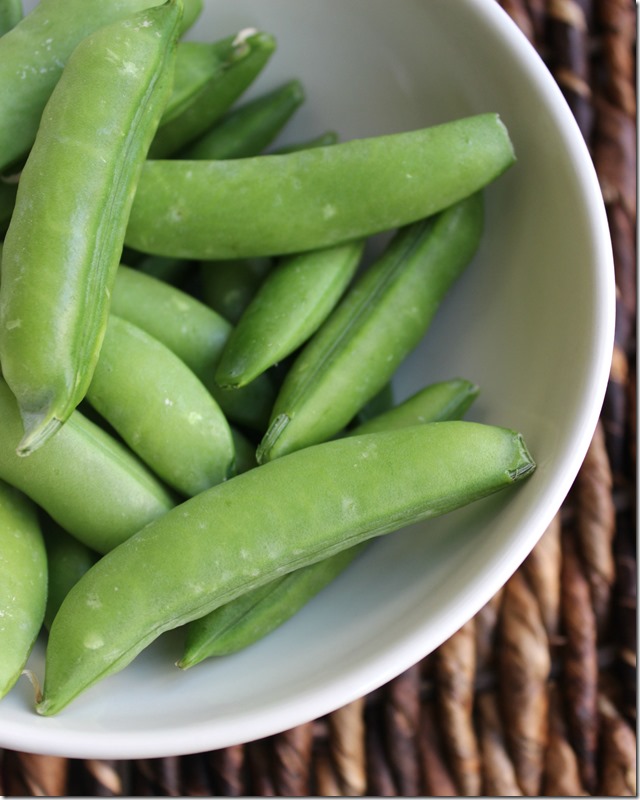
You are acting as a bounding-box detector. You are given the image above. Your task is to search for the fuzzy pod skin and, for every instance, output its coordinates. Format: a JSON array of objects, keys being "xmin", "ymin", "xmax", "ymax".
[
  {"xmin": 86, "ymin": 315, "xmax": 235, "ymax": 497},
  {"xmin": 258, "ymin": 192, "xmax": 484, "ymax": 463},
  {"xmin": 182, "ymin": 79, "xmax": 305, "ymax": 160},
  {"xmin": 181, "ymin": 378, "xmax": 478, "ymax": 664},
  {"xmin": 0, "ymin": 480, "xmax": 46, "ymax": 700},
  {"xmin": 126, "ymin": 113, "xmax": 514, "ymax": 260},
  {"xmin": 0, "ymin": 1, "xmax": 183, "ymax": 455},
  {"xmin": 37, "ymin": 421, "xmax": 535, "ymax": 716},
  {"xmin": 0, "ymin": 0, "xmax": 22, "ymax": 36},
  {"xmin": 43, "ymin": 520, "xmax": 97, "ymax": 631},
  {"xmin": 110, "ymin": 266, "xmax": 276, "ymax": 432},
  {"xmin": 0, "ymin": 0, "xmax": 198, "ymax": 174},
  {"xmin": 0, "ymin": 378, "xmax": 175, "ymax": 555},
  {"xmin": 148, "ymin": 29, "xmax": 277, "ymax": 158},
  {"xmin": 215, "ymin": 240, "xmax": 365, "ymax": 389}
]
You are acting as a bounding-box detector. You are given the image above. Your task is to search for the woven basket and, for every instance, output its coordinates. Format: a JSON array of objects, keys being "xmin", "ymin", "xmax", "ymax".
[{"xmin": 1, "ymin": 0, "xmax": 636, "ymax": 795}]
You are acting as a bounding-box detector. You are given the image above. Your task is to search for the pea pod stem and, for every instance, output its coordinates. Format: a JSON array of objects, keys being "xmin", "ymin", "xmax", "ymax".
[
  {"xmin": 126, "ymin": 113, "xmax": 514, "ymax": 260},
  {"xmin": 0, "ymin": 1, "xmax": 183, "ymax": 455},
  {"xmin": 37, "ymin": 421, "xmax": 534, "ymax": 716}
]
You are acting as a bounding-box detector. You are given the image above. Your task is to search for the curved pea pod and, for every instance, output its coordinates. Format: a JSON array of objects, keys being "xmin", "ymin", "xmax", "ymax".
[
  {"xmin": 0, "ymin": 1, "xmax": 182, "ymax": 455},
  {"xmin": 0, "ymin": 0, "xmax": 197, "ymax": 174},
  {"xmin": 181, "ymin": 377, "xmax": 479, "ymax": 663},
  {"xmin": 126, "ymin": 113, "xmax": 514, "ymax": 260},
  {"xmin": 0, "ymin": 378, "xmax": 175, "ymax": 555},
  {"xmin": 0, "ymin": 0, "xmax": 22, "ymax": 36},
  {"xmin": 86, "ymin": 315, "xmax": 235, "ymax": 497},
  {"xmin": 0, "ymin": 480, "xmax": 46, "ymax": 700},
  {"xmin": 111, "ymin": 266, "xmax": 276, "ymax": 431},
  {"xmin": 43, "ymin": 521, "xmax": 97, "ymax": 631},
  {"xmin": 149, "ymin": 29, "xmax": 277, "ymax": 158},
  {"xmin": 181, "ymin": 79, "xmax": 305, "ymax": 160},
  {"xmin": 200, "ymin": 258, "xmax": 273, "ymax": 325},
  {"xmin": 37, "ymin": 421, "xmax": 535, "ymax": 715},
  {"xmin": 258, "ymin": 193, "xmax": 485, "ymax": 463},
  {"xmin": 216, "ymin": 240, "xmax": 365, "ymax": 389}
]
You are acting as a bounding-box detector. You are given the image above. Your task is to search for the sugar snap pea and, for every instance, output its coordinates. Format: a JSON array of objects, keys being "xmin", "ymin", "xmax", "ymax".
[
  {"xmin": 200, "ymin": 258, "xmax": 273, "ymax": 325},
  {"xmin": 181, "ymin": 79, "xmax": 305, "ymax": 160},
  {"xmin": 258, "ymin": 192, "xmax": 484, "ymax": 463},
  {"xmin": 0, "ymin": 0, "xmax": 198, "ymax": 174},
  {"xmin": 0, "ymin": 378, "xmax": 175, "ymax": 554},
  {"xmin": 149, "ymin": 29, "xmax": 277, "ymax": 158},
  {"xmin": 180, "ymin": 378, "xmax": 478, "ymax": 664},
  {"xmin": 0, "ymin": 479, "xmax": 46, "ymax": 700},
  {"xmin": 43, "ymin": 520, "xmax": 97, "ymax": 631},
  {"xmin": 110, "ymin": 266, "xmax": 276, "ymax": 431},
  {"xmin": 125, "ymin": 113, "xmax": 514, "ymax": 260},
  {"xmin": 0, "ymin": 1, "xmax": 182, "ymax": 455},
  {"xmin": 0, "ymin": 0, "xmax": 22, "ymax": 36},
  {"xmin": 216, "ymin": 240, "xmax": 364, "ymax": 389},
  {"xmin": 86, "ymin": 315, "xmax": 235, "ymax": 497},
  {"xmin": 37, "ymin": 421, "xmax": 535, "ymax": 715}
]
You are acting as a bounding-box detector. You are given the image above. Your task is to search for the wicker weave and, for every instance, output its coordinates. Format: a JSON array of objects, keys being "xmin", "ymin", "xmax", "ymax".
[{"xmin": 0, "ymin": 0, "xmax": 636, "ymax": 795}]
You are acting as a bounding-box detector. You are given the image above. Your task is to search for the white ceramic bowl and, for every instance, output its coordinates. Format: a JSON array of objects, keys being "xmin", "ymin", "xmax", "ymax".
[{"xmin": 3, "ymin": 0, "xmax": 614, "ymax": 758}]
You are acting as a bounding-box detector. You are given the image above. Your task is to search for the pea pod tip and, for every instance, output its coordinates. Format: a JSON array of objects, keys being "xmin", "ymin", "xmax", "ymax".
[{"xmin": 16, "ymin": 412, "xmax": 63, "ymax": 457}]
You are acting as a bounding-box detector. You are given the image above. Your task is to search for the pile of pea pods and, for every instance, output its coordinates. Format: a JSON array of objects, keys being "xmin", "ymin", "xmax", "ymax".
[{"xmin": 0, "ymin": 0, "xmax": 536, "ymax": 716}]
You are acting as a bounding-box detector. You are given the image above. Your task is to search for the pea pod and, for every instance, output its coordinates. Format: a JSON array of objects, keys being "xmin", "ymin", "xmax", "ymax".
[
  {"xmin": 86, "ymin": 315, "xmax": 235, "ymax": 497},
  {"xmin": 200, "ymin": 258, "xmax": 273, "ymax": 325},
  {"xmin": 272, "ymin": 131, "xmax": 339, "ymax": 154},
  {"xmin": 180, "ymin": 378, "xmax": 478, "ymax": 664},
  {"xmin": 0, "ymin": 1, "xmax": 182, "ymax": 455},
  {"xmin": 37, "ymin": 421, "xmax": 535, "ymax": 715},
  {"xmin": 126, "ymin": 113, "xmax": 514, "ymax": 260},
  {"xmin": 0, "ymin": 0, "xmax": 22, "ymax": 36},
  {"xmin": 215, "ymin": 240, "xmax": 365, "ymax": 389},
  {"xmin": 0, "ymin": 0, "xmax": 199, "ymax": 174},
  {"xmin": 110, "ymin": 266, "xmax": 276, "ymax": 431},
  {"xmin": 43, "ymin": 520, "xmax": 97, "ymax": 631},
  {"xmin": 0, "ymin": 479, "xmax": 46, "ymax": 700},
  {"xmin": 149, "ymin": 29, "xmax": 277, "ymax": 158},
  {"xmin": 181, "ymin": 79, "xmax": 305, "ymax": 160},
  {"xmin": 0, "ymin": 378, "xmax": 175, "ymax": 555},
  {"xmin": 258, "ymin": 192, "xmax": 484, "ymax": 463}
]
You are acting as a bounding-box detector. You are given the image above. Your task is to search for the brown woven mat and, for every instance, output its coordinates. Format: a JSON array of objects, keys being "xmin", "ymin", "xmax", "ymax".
[{"xmin": 1, "ymin": 0, "xmax": 636, "ymax": 795}]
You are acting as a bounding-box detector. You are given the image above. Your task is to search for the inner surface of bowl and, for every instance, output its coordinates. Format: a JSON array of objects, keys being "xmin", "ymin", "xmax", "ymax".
[{"xmin": 2, "ymin": 0, "xmax": 614, "ymax": 758}]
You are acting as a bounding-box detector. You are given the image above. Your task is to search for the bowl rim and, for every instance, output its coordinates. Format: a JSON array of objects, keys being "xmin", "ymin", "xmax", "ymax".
[{"xmin": 1, "ymin": 0, "xmax": 615, "ymax": 759}]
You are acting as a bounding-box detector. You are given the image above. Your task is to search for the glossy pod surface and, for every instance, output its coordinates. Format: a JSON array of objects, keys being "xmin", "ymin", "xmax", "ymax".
[
  {"xmin": 0, "ymin": 480, "xmax": 46, "ymax": 699},
  {"xmin": 38, "ymin": 421, "xmax": 535, "ymax": 715},
  {"xmin": 181, "ymin": 378, "xmax": 479, "ymax": 664},
  {"xmin": 258, "ymin": 192, "xmax": 484, "ymax": 463},
  {"xmin": 0, "ymin": 1, "xmax": 182, "ymax": 454},
  {"xmin": 0, "ymin": 0, "xmax": 199, "ymax": 173},
  {"xmin": 86, "ymin": 315, "xmax": 235, "ymax": 497},
  {"xmin": 125, "ymin": 113, "xmax": 514, "ymax": 260},
  {"xmin": 0, "ymin": 378, "xmax": 174, "ymax": 554}
]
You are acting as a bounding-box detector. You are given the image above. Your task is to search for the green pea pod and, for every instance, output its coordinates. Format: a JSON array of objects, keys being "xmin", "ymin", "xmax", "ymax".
[
  {"xmin": 38, "ymin": 421, "xmax": 535, "ymax": 715},
  {"xmin": 126, "ymin": 113, "xmax": 514, "ymax": 260},
  {"xmin": 43, "ymin": 520, "xmax": 98, "ymax": 631},
  {"xmin": 215, "ymin": 240, "xmax": 365, "ymax": 389},
  {"xmin": 86, "ymin": 315, "xmax": 235, "ymax": 497},
  {"xmin": 110, "ymin": 266, "xmax": 276, "ymax": 431},
  {"xmin": 149, "ymin": 29, "xmax": 277, "ymax": 158},
  {"xmin": 258, "ymin": 193, "xmax": 485, "ymax": 463},
  {"xmin": 200, "ymin": 258, "xmax": 273, "ymax": 325},
  {"xmin": 272, "ymin": 131, "xmax": 339, "ymax": 154},
  {"xmin": 181, "ymin": 79, "xmax": 305, "ymax": 160},
  {"xmin": 230, "ymin": 427, "xmax": 258, "ymax": 476},
  {"xmin": 0, "ymin": 378, "xmax": 175, "ymax": 555},
  {"xmin": 180, "ymin": 378, "xmax": 478, "ymax": 663},
  {"xmin": 0, "ymin": 1, "xmax": 182, "ymax": 455},
  {"xmin": 0, "ymin": 479, "xmax": 46, "ymax": 700},
  {"xmin": 0, "ymin": 0, "xmax": 198, "ymax": 174},
  {"xmin": 0, "ymin": 0, "xmax": 22, "ymax": 36}
]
